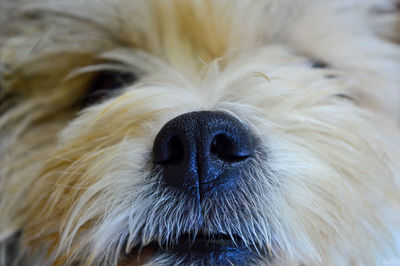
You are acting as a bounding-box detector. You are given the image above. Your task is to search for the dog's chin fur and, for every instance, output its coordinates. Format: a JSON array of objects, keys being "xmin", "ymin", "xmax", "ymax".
[{"xmin": 0, "ymin": 0, "xmax": 400, "ymax": 265}]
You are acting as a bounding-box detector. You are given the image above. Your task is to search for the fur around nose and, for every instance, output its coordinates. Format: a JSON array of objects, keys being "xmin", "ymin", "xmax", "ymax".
[{"xmin": 153, "ymin": 111, "xmax": 255, "ymax": 198}]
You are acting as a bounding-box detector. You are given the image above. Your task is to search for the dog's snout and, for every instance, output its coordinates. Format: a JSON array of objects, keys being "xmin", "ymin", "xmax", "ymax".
[{"xmin": 153, "ymin": 111, "xmax": 255, "ymax": 196}]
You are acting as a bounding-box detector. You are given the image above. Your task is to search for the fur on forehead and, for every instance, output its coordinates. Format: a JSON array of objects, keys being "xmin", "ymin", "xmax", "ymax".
[
  {"xmin": 1, "ymin": 0, "xmax": 400, "ymax": 117},
  {"xmin": 1, "ymin": 0, "xmax": 266, "ymax": 84}
]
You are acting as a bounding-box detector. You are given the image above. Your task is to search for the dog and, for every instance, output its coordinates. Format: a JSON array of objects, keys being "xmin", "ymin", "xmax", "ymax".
[{"xmin": 0, "ymin": 0, "xmax": 400, "ymax": 265}]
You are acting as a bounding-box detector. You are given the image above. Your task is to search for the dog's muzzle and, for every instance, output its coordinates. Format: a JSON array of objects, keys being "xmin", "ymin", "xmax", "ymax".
[
  {"xmin": 127, "ymin": 111, "xmax": 268, "ymax": 264},
  {"xmin": 152, "ymin": 111, "xmax": 255, "ymax": 199}
]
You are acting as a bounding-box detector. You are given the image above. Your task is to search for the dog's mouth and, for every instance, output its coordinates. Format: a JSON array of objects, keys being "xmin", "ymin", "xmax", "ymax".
[
  {"xmin": 131, "ymin": 232, "xmax": 246, "ymax": 253},
  {"xmin": 125, "ymin": 232, "xmax": 254, "ymax": 263},
  {"xmin": 160, "ymin": 232, "xmax": 245, "ymax": 253}
]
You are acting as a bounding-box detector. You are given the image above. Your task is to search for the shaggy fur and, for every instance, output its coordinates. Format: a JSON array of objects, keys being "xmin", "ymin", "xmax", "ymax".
[{"xmin": 0, "ymin": 0, "xmax": 400, "ymax": 265}]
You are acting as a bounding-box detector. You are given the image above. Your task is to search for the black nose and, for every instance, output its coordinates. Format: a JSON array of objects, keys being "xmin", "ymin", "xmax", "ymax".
[{"xmin": 152, "ymin": 111, "xmax": 255, "ymax": 198}]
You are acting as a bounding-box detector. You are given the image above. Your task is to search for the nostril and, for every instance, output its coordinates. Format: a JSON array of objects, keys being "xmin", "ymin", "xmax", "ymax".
[
  {"xmin": 153, "ymin": 135, "xmax": 184, "ymax": 164},
  {"xmin": 211, "ymin": 134, "xmax": 252, "ymax": 163}
]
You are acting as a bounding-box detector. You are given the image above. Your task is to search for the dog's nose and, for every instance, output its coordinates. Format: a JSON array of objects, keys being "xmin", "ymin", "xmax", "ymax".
[{"xmin": 153, "ymin": 111, "xmax": 255, "ymax": 197}]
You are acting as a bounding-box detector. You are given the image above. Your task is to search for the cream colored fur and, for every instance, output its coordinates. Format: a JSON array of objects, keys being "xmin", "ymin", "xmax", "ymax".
[{"xmin": 0, "ymin": 0, "xmax": 399, "ymax": 265}]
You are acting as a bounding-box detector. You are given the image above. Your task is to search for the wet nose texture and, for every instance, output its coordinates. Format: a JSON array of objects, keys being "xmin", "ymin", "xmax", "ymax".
[{"xmin": 152, "ymin": 111, "xmax": 255, "ymax": 199}]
